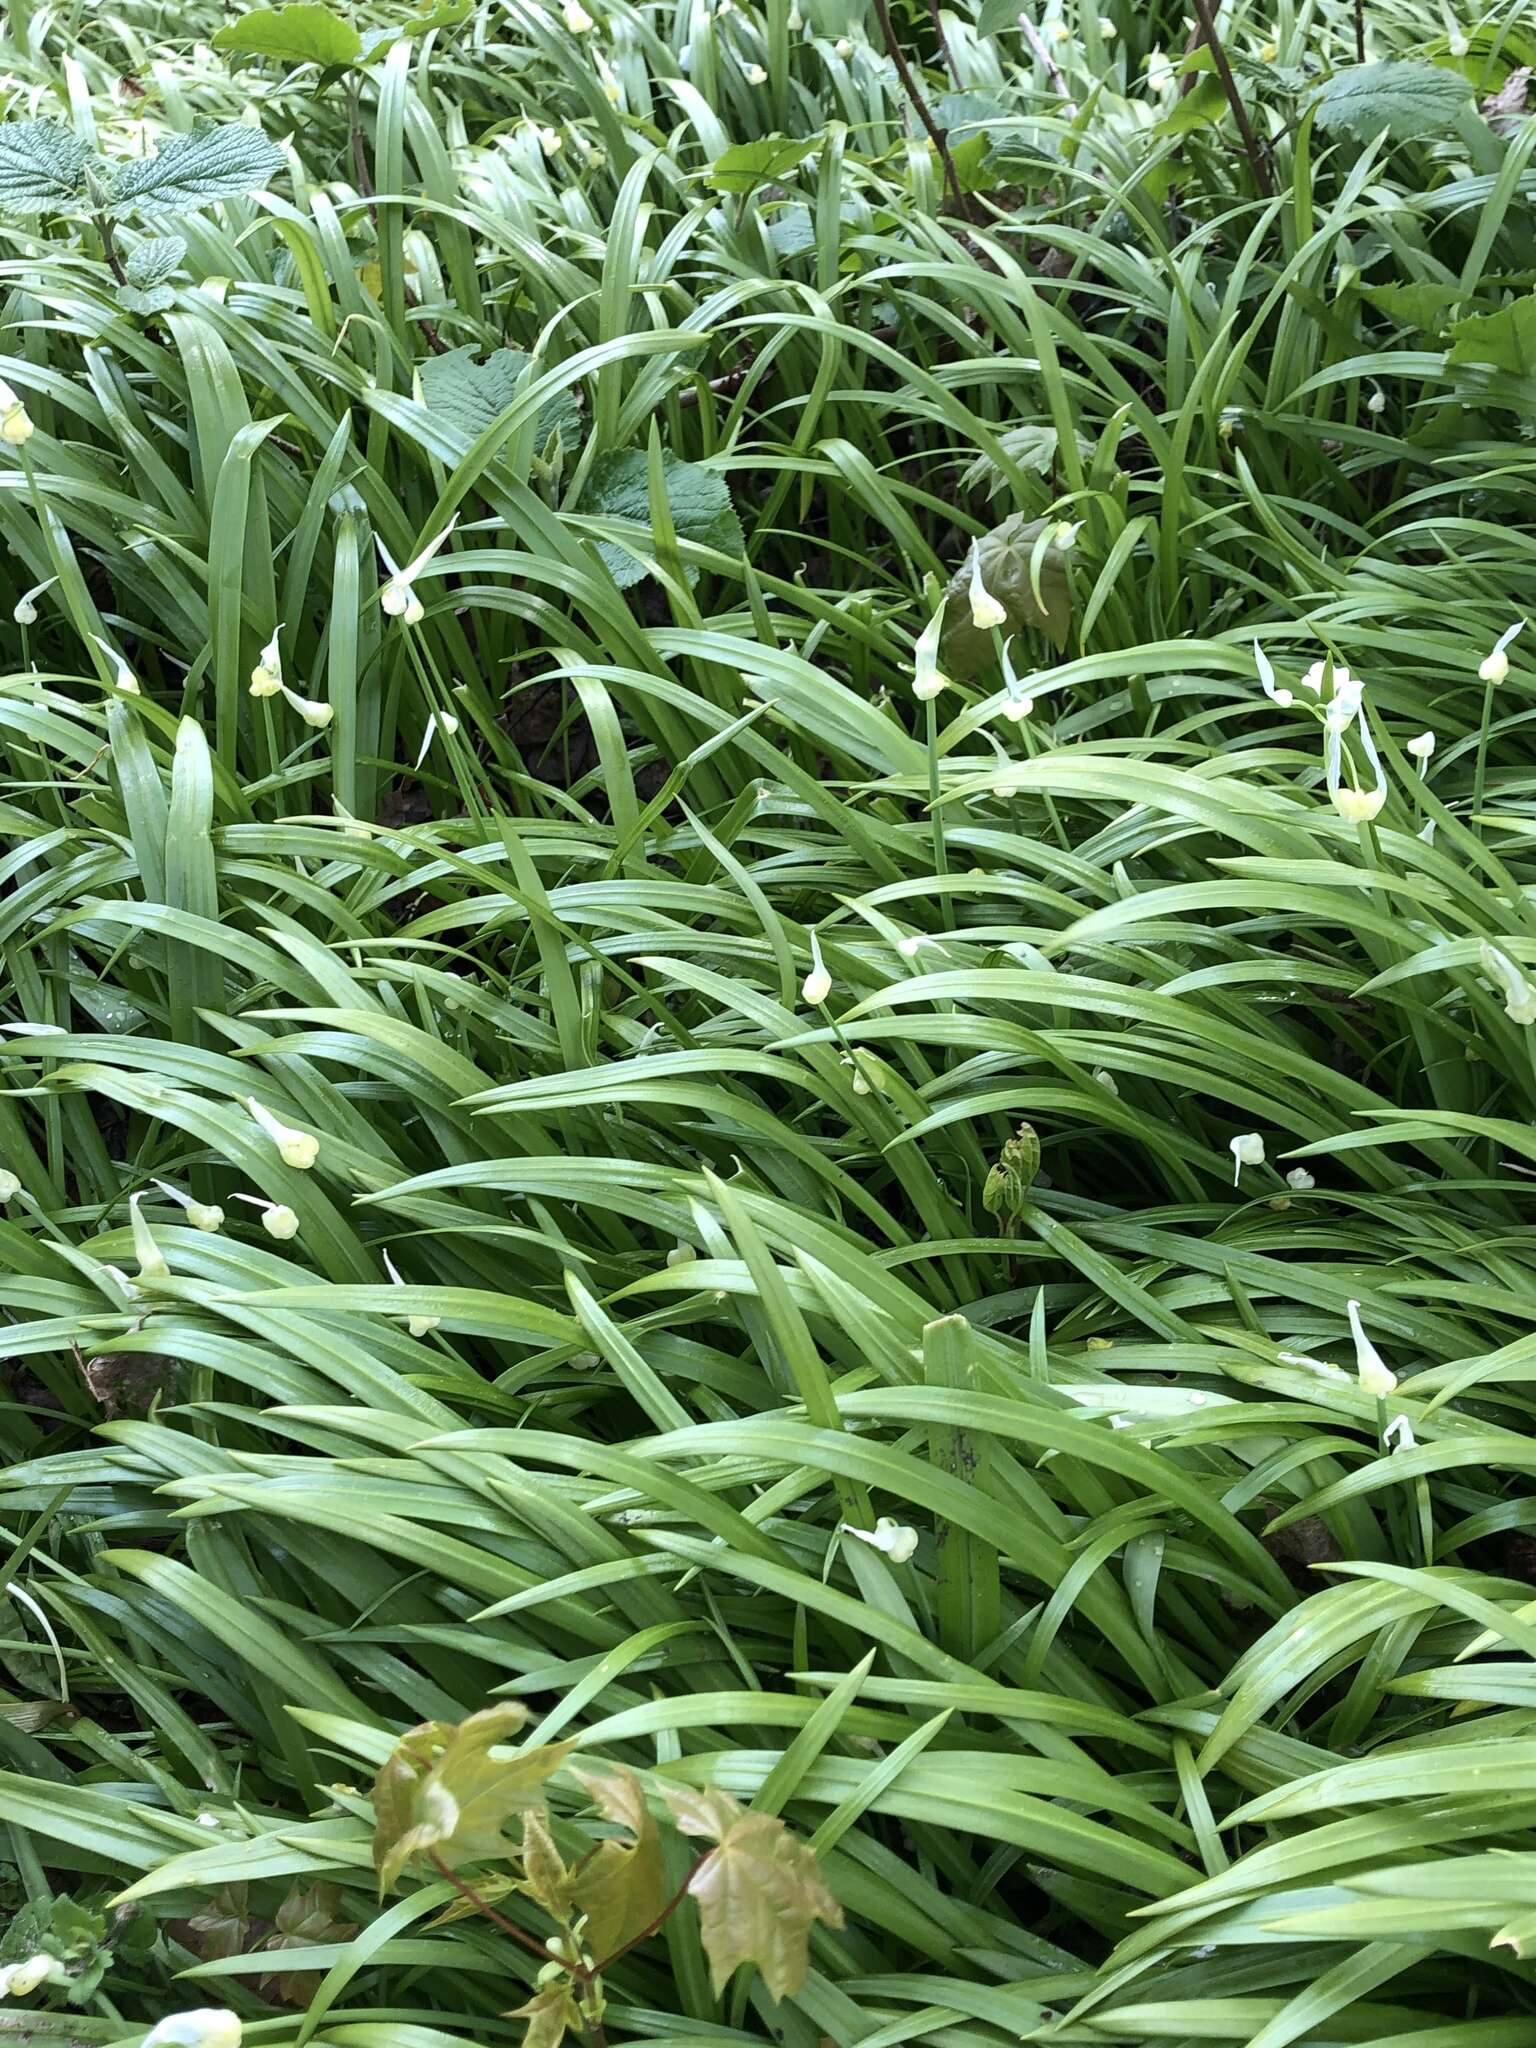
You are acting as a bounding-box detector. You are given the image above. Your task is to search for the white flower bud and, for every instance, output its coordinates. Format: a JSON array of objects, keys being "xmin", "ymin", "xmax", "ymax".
[
  {"xmin": 0, "ymin": 380, "xmax": 35, "ymax": 446},
  {"xmin": 1229, "ymin": 1133, "xmax": 1265, "ymax": 1183},
  {"xmin": 0, "ymin": 1169, "xmax": 19, "ymax": 1202},
  {"xmin": 1480, "ymin": 942, "xmax": 1536, "ymax": 1026},
  {"xmin": 897, "ymin": 934, "xmax": 923, "ymax": 958},
  {"xmin": 913, "ymin": 604, "xmax": 947, "ymax": 702},
  {"xmin": 1098, "ymin": 16, "xmax": 1116, "ymax": 37},
  {"xmin": 966, "ymin": 545, "xmax": 1007, "ymax": 631},
  {"xmin": 1366, "ymin": 388, "xmax": 1386, "ymax": 416},
  {"xmin": 1092, "ymin": 1068, "xmax": 1118, "ymax": 1095},
  {"xmin": 1331, "ymin": 784, "xmax": 1385, "ymax": 823},
  {"xmin": 835, "ymin": 35, "xmax": 854, "ymax": 55},
  {"xmin": 143, "ymin": 2011, "xmax": 242, "ymax": 2048},
  {"xmin": 666, "ymin": 1241, "xmax": 697, "ymax": 1267},
  {"xmin": 1348, "ymin": 1298, "xmax": 1396, "ymax": 1398},
  {"xmin": 802, "ymin": 964, "xmax": 831, "ymax": 1005},
  {"xmin": 1285, "ymin": 1167, "xmax": 1315, "ymax": 1191},
  {"xmin": 129, "ymin": 1191, "xmax": 169, "ymax": 1280},
  {"xmin": 842, "ymin": 1516, "xmax": 918, "ymax": 1564},
  {"xmin": 246, "ymin": 1097, "xmax": 319, "ymax": 1170},
  {"xmin": 562, "ymin": 0, "xmax": 593, "ymax": 26},
  {"xmin": 384, "ymin": 1249, "xmax": 440, "ymax": 1337},
  {"xmin": 1480, "ymin": 623, "xmax": 1524, "ymax": 685},
  {"xmin": 1406, "ymin": 730, "xmax": 1435, "ymax": 763},
  {"xmin": 744, "ymin": 61, "xmax": 768, "ymax": 83},
  {"xmin": 262, "ymin": 1203, "xmax": 300, "ymax": 1240},
  {"xmin": 1384, "ymin": 1412, "xmax": 1416, "ymax": 1452}
]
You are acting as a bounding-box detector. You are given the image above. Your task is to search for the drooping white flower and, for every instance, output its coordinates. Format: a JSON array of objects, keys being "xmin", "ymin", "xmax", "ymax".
[
  {"xmin": 0, "ymin": 1955, "xmax": 64, "ymax": 1999},
  {"xmin": 245, "ymin": 1097, "xmax": 319, "ymax": 1170},
  {"xmin": 143, "ymin": 2011, "xmax": 243, "ymax": 2048},
  {"xmin": 912, "ymin": 604, "xmax": 947, "ymax": 702},
  {"xmin": 90, "ymin": 634, "xmax": 140, "ymax": 695},
  {"xmin": 0, "ymin": 379, "xmax": 35, "ymax": 446},
  {"xmin": 128, "ymin": 1191, "xmax": 168, "ymax": 1280},
  {"xmin": 896, "ymin": 934, "xmax": 923, "ymax": 958},
  {"xmin": 12, "ymin": 575, "xmax": 55, "ymax": 626},
  {"xmin": 997, "ymin": 633, "xmax": 1034, "ymax": 721},
  {"xmin": 665, "ymin": 1240, "xmax": 697, "ymax": 1267},
  {"xmin": 967, "ymin": 545, "xmax": 1007, "ymax": 631},
  {"xmin": 1348, "ymin": 1298, "xmax": 1396, "ymax": 1398},
  {"xmin": 378, "ymin": 517, "xmax": 458, "ymax": 626},
  {"xmin": 802, "ymin": 932, "xmax": 831, "ymax": 1006},
  {"xmin": 234, "ymin": 1193, "xmax": 302, "ymax": 1241},
  {"xmin": 1406, "ymin": 730, "xmax": 1435, "ymax": 765},
  {"xmin": 841, "ymin": 1516, "xmax": 919, "ymax": 1564},
  {"xmin": 1230, "ymin": 1133, "xmax": 1265, "ymax": 1184},
  {"xmin": 1384, "ymin": 1412, "xmax": 1416, "ymax": 1452},
  {"xmin": 562, "ymin": 0, "xmax": 593, "ymax": 27},
  {"xmin": 1092, "ymin": 1068, "xmax": 1118, "ymax": 1096},
  {"xmin": 1299, "ymin": 656, "xmax": 1353, "ymax": 699},
  {"xmin": 1053, "ymin": 519, "xmax": 1082, "ymax": 550},
  {"xmin": 743, "ymin": 61, "xmax": 768, "ymax": 83},
  {"xmin": 1254, "ymin": 641, "xmax": 1292, "ymax": 709},
  {"xmin": 534, "ymin": 122, "xmax": 563, "ymax": 156},
  {"xmin": 383, "ymin": 1249, "xmax": 439, "ymax": 1337},
  {"xmin": 1285, "ymin": 1166, "xmax": 1315, "ymax": 1191},
  {"xmin": 0, "ymin": 1169, "xmax": 18, "ymax": 1202},
  {"xmin": 595, "ymin": 50, "xmax": 622, "ymax": 100},
  {"xmin": 1479, "ymin": 620, "xmax": 1525, "ymax": 685},
  {"xmin": 834, "ymin": 35, "xmax": 854, "ymax": 55},
  {"xmin": 152, "ymin": 1179, "xmax": 223, "ymax": 1232},
  {"xmin": 1325, "ymin": 691, "xmax": 1386, "ymax": 823},
  {"xmin": 1480, "ymin": 942, "xmax": 1536, "ymax": 1026},
  {"xmin": 249, "ymin": 629, "xmax": 282, "ymax": 697},
  {"xmin": 1366, "ymin": 387, "xmax": 1386, "ymax": 416}
]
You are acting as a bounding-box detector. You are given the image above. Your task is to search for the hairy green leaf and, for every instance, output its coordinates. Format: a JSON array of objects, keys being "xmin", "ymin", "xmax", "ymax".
[
  {"xmin": 706, "ymin": 137, "xmax": 816, "ymax": 193},
  {"xmin": 106, "ymin": 123, "xmax": 285, "ymax": 218},
  {"xmin": 0, "ymin": 120, "xmax": 89, "ymax": 212},
  {"xmin": 581, "ymin": 448, "xmax": 743, "ymax": 588},
  {"xmin": 1448, "ymin": 295, "xmax": 1536, "ymax": 374},
  {"xmin": 940, "ymin": 512, "xmax": 1072, "ymax": 676},
  {"xmin": 418, "ymin": 345, "xmax": 582, "ymax": 451},
  {"xmin": 212, "ymin": 4, "xmax": 365, "ymax": 64},
  {"xmin": 1310, "ymin": 59, "xmax": 1474, "ymax": 140}
]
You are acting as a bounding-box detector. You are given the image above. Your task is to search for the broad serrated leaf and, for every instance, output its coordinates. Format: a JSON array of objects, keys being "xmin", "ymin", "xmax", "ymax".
[
  {"xmin": 213, "ymin": 6, "xmax": 365, "ymax": 66},
  {"xmin": 262, "ymin": 1881, "xmax": 358, "ymax": 2003},
  {"xmin": 418, "ymin": 345, "xmax": 582, "ymax": 451},
  {"xmin": 659, "ymin": 1785, "xmax": 842, "ymax": 2002},
  {"xmin": 358, "ymin": 0, "xmax": 471, "ymax": 60},
  {"xmin": 568, "ymin": 1767, "xmax": 668, "ymax": 1963},
  {"xmin": 0, "ymin": 120, "xmax": 89, "ymax": 213},
  {"xmin": 1310, "ymin": 60, "xmax": 1474, "ymax": 141},
  {"xmin": 106, "ymin": 124, "xmax": 285, "ymax": 219},
  {"xmin": 371, "ymin": 1703, "xmax": 572, "ymax": 1891},
  {"xmin": 124, "ymin": 234, "xmax": 186, "ymax": 287},
  {"xmin": 1363, "ymin": 280, "xmax": 1464, "ymax": 333},
  {"xmin": 581, "ymin": 448, "xmax": 743, "ymax": 589},
  {"xmin": 116, "ymin": 283, "xmax": 176, "ymax": 315},
  {"xmin": 706, "ymin": 136, "xmax": 815, "ymax": 194},
  {"xmin": 1158, "ymin": 71, "xmax": 1229, "ymax": 137},
  {"xmin": 1448, "ymin": 295, "xmax": 1536, "ymax": 373},
  {"xmin": 509, "ymin": 1983, "xmax": 580, "ymax": 2048},
  {"xmin": 940, "ymin": 512, "xmax": 1072, "ymax": 676}
]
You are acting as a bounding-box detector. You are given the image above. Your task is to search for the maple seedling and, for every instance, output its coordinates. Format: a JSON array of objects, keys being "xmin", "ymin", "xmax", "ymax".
[{"xmin": 370, "ymin": 1706, "xmax": 843, "ymax": 2048}]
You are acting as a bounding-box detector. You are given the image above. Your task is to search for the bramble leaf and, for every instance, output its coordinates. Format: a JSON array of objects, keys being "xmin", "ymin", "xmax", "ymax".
[
  {"xmin": 418, "ymin": 345, "xmax": 583, "ymax": 452},
  {"xmin": 0, "ymin": 121, "xmax": 90, "ymax": 213},
  {"xmin": 212, "ymin": 5, "xmax": 365, "ymax": 65},
  {"xmin": 659, "ymin": 1783, "xmax": 843, "ymax": 2001},
  {"xmin": 371, "ymin": 1703, "xmax": 573, "ymax": 1890},
  {"xmin": 1448, "ymin": 296, "xmax": 1536, "ymax": 375},
  {"xmin": 940, "ymin": 512, "xmax": 1072, "ymax": 676},
  {"xmin": 358, "ymin": 0, "xmax": 472, "ymax": 60},
  {"xmin": 706, "ymin": 137, "xmax": 815, "ymax": 194},
  {"xmin": 581, "ymin": 448, "xmax": 743, "ymax": 589},
  {"xmin": 569, "ymin": 1767, "xmax": 668, "ymax": 1962},
  {"xmin": 106, "ymin": 124, "xmax": 284, "ymax": 218},
  {"xmin": 1309, "ymin": 60, "xmax": 1474, "ymax": 142}
]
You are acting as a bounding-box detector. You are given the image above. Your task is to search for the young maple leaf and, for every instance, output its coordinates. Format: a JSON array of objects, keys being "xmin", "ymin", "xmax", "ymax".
[
  {"xmin": 567, "ymin": 1767, "xmax": 667, "ymax": 1962},
  {"xmin": 371, "ymin": 1704, "xmax": 573, "ymax": 1891},
  {"xmin": 660, "ymin": 1784, "xmax": 843, "ymax": 2000}
]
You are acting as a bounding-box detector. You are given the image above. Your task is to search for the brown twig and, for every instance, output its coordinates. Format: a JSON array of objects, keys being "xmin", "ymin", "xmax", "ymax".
[
  {"xmin": 871, "ymin": 0, "xmax": 974, "ymax": 221},
  {"xmin": 92, "ymin": 212, "xmax": 128, "ymax": 288},
  {"xmin": 1018, "ymin": 11, "xmax": 1077, "ymax": 117},
  {"xmin": 1186, "ymin": 0, "xmax": 1272, "ymax": 195},
  {"xmin": 928, "ymin": 0, "xmax": 962, "ymax": 87},
  {"xmin": 426, "ymin": 1854, "xmax": 551, "ymax": 1960},
  {"xmin": 584, "ymin": 1859, "xmax": 703, "ymax": 1978},
  {"xmin": 1353, "ymin": 0, "xmax": 1365, "ymax": 62}
]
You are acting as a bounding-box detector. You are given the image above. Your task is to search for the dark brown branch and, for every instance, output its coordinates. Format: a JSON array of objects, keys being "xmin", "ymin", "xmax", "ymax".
[
  {"xmin": 1186, "ymin": 0, "xmax": 1272, "ymax": 195},
  {"xmin": 871, "ymin": 0, "xmax": 974, "ymax": 221},
  {"xmin": 426, "ymin": 1853, "xmax": 552, "ymax": 1960}
]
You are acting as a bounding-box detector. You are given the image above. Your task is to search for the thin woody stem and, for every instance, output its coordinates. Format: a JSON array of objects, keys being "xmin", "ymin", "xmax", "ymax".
[
  {"xmin": 1186, "ymin": 0, "xmax": 1272, "ymax": 196},
  {"xmin": 870, "ymin": 0, "xmax": 972, "ymax": 220},
  {"xmin": 426, "ymin": 1853, "xmax": 552, "ymax": 1960}
]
